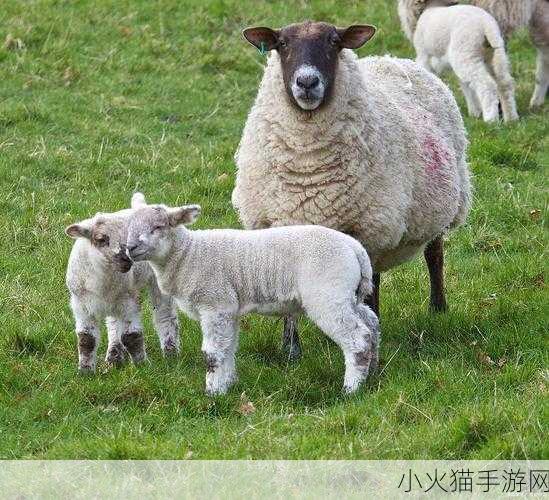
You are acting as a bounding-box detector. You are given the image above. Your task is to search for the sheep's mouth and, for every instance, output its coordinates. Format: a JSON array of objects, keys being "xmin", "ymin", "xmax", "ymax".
[{"xmin": 115, "ymin": 258, "xmax": 133, "ymax": 273}]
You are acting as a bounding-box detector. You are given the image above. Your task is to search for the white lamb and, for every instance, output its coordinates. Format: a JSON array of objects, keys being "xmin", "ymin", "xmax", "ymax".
[
  {"xmin": 469, "ymin": 0, "xmax": 549, "ymax": 108},
  {"xmin": 125, "ymin": 199, "xmax": 380, "ymax": 395},
  {"xmin": 65, "ymin": 194, "xmax": 179, "ymax": 372},
  {"xmin": 233, "ymin": 21, "xmax": 472, "ymax": 359},
  {"xmin": 398, "ymin": 0, "xmax": 519, "ymax": 122}
]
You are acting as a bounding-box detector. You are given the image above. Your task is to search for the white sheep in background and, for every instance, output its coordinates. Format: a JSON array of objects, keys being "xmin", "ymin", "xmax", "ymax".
[
  {"xmin": 398, "ymin": 0, "xmax": 519, "ymax": 122},
  {"xmin": 125, "ymin": 200, "xmax": 380, "ymax": 395},
  {"xmin": 65, "ymin": 193, "xmax": 179, "ymax": 372},
  {"xmin": 233, "ymin": 21, "xmax": 472, "ymax": 359},
  {"xmin": 470, "ymin": 0, "xmax": 549, "ymax": 108}
]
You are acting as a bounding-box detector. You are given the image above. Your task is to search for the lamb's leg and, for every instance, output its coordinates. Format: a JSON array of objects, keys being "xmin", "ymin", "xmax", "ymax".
[
  {"xmin": 424, "ymin": 235, "xmax": 447, "ymax": 312},
  {"xmin": 530, "ymin": 46, "xmax": 549, "ymax": 108},
  {"xmin": 71, "ymin": 297, "xmax": 100, "ymax": 373},
  {"xmin": 307, "ymin": 301, "xmax": 374, "ymax": 394},
  {"xmin": 490, "ymin": 48, "xmax": 519, "ymax": 122},
  {"xmin": 282, "ymin": 317, "xmax": 301, "ymax": 361},
  {"xmin": 459, "ymin": 79, "xmax": 482, "ymax": 118},
  {"xmin": 105, "ymin": 316, "xmax": 127, "ymax": 366},
  {"xmin": 120, "ymin": 299, "xmax": 147, "ymax": 364},
  {"xmin": 356, "ymin": 303, "xmax": 381, "ymax": 374},
  {"xmin": 149, "ymin": 280, "xmax": 180, "ymax": 357},
  {"xmin": 365, "ymin": 273, "xmax": 380, "ymax": 317},
  {"xmin": 200, "ymin": 311, "xmax": 239, "ymax": 395}
]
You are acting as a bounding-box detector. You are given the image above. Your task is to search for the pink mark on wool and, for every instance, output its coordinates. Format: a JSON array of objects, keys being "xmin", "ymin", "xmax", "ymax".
[{"xmin": 422, "ymin": 135, "xmax": 450, "ymax": 175}]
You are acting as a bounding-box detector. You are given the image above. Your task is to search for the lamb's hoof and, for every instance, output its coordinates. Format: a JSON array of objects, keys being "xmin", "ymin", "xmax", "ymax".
[
  {"xmin": 105, "ymin": 344, "xmax": 127, "ymax": 367},
  {"xmin": 163, "ymin": 347, "xmax": 179, "ymax": 358},
  {"xmin": 78, "ymin": 364, "xmax": 96, "ymax": 375}
]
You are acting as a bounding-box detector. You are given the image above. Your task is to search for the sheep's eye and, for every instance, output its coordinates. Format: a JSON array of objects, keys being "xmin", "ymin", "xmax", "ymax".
[
  {"xmin": 94, "ymin": 235, "xmax": 109, "ymax": 247},
  {"xmin": 152, "ymin": 225, "xmax": 164, "ymax": 232},
  {"xmin": 278, "ymin": 40, "xmax": 287, "ymax": 49},
  {"xmin": 329, "ymin": 36, "xmax": 339, "ymax": 47}
]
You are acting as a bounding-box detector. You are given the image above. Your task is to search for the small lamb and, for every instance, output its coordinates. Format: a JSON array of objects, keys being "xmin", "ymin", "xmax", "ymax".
[
  {"xmin": 65, "ymin": 194, "xmax": 179, "ymax": 372},
  {"xmin": 125, "ymin": 200, "xmax": 380, "ymax": 395},
  {"xmin": 398, "ymin": 0, "xmax": 519, "ymax": 122}
]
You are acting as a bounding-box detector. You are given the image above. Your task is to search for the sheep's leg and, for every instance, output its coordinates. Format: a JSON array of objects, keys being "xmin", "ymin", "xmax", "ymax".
[
  {"xmin": 282, "ymin": 317, "xmax": 301, "ymax": 361},
  {"xmin": 71, "ymin": 297, "xmax": 100, "ymax": 373},
  {"xmin": 356, "ymin": 303, "xmax": 381, "ymax": 374},
  {"xmin": 105, "ymin": 316, "xmax": 127, "ymax": 366},
  {"xmin": 530, "ymin": 46, "xmax": 549, "ymax": 108},
  {"xmin": 120, "ymin": 299, "xmax": 147, "ymax": 364},
  {"xmin": 365, "ymin": 273, "xmax": 380, "ymax": 317},
  {"xmin": 490, "ymin": 48, "xmax": 519, "ymax": 122},
  {"xmin": 149, "ymin": 280, "xmax": 180, "ymax": 357},
  {"xmin": 424, "ymin": 235, "xmax": 447, "ymax": 312},
  {"xmin": 459, "ymin": 80, "xmax": 482, "ymax": 118},
  {"xmin": 306, "ymin": 300, "xmax": 374, "ymax": 393},
  {"xmin": 200, "ymin": 311, "xmax": 239, "ymax": 395}
]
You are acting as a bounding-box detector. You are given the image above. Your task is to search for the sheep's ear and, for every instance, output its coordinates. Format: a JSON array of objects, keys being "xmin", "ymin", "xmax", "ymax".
[
  {"xmin": 242, "ymin": 27, "xmax": 280, "ymax": 51},
  {"xmin": 131, "ymin": 192, "xmax": 147, "ymax": 209},
  {"xmin": 65, "ymin": 220, "xmax": 93, "ymax": 240},
  {"xmin": 167, "ymin": 205, "xmax": 201, "ymax": 227},
  {"xmin": 337, "ymin": 25, "xmax": 376, "ymax": 49}
]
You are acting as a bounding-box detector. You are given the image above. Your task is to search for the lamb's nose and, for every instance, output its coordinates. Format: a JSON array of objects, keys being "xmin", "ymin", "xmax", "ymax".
[{"xmin": 296, "ymin": 75, "xmax": 320, "ymax": 90}]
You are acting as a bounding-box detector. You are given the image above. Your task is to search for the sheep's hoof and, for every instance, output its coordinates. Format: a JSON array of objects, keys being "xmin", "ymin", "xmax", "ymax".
[
  {"xmin": 105, "ymin": 343, "xmax": 127, "ymax": 367},
  {"xmin": 429, "ymin": 299, "xmax": 448, "ymax": 313}
]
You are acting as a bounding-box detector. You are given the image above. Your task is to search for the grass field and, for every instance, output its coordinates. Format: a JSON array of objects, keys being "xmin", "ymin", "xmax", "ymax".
[{"xmin": 0, "ymin": 0, "xmax": 547, "ymax": 460}]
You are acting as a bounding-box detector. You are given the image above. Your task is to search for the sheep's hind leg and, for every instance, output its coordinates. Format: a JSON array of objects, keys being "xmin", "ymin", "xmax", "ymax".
[
  {"xmin": 150, "ymin": 280, "xmax": 180, "ymax": 357},
  {"xmin": 105, "ymin": 316, "xmax": 127, "ymax": 367},
  {"xmin": 201, "ymin": 311, "xmax": 239, "ymax": 395},
  {"xmin": 424, "ymin": 235, "xmax": 447, "ymax": 312},
  {"xmin": 365, "ymin": 273, "xmax": 380, "ymax": 317},
  {"xmin": 306, "ymin": 300, "xmax": 374, "ymax": 394},
  {"xmin": 120, "ymin": 299, "xmax": 147, "ymax": 364},
  {"xmin": 282, "ymin": 317, "xmax": 301, "ymax": 361}
]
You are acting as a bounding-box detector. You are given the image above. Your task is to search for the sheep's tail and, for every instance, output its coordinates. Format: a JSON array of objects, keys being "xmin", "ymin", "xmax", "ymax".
[
  {"xmin": 131, "ymin": 192, "xmax": 147, "ymax": 209},
  {"xmin": 350, "ymin": 239, "xmax": 373, "ymax": 302}
]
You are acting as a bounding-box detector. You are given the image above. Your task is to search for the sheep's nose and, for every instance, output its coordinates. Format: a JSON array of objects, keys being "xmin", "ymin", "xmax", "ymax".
[{"xmin": 296, "ymin": 75, "xmax": 320, "ymax": 90}]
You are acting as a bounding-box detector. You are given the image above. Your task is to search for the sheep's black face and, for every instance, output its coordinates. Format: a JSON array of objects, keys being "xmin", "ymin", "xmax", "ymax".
[{"xmin": 243, "ymin": 22, "xmax": 376, "ymax": 112}]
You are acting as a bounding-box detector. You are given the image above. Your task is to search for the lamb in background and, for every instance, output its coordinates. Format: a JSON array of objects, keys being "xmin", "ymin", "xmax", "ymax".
[
  {"xmin": 470, "ymin": 0, "xmax": 549, "ymax": 108},
  {"xmin": 125, "ymin": 200, "xmax": 380, "ymax": 395},
  {"xmin": 233, "ymin": 21, "xmax": 471, "ymax": 359},
  {"xmin": 65, "ymin": 193, "xmax": 179, "ymax": 372},
  {"xmin": 398, "ymin": 0, "xmax": 519, "ymax": 122}
]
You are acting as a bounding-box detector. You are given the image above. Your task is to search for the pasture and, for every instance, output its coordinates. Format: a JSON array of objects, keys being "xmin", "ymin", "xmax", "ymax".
[{"xmin": 0, "ymin": 0, "xmax": 547, "ymax": 459}]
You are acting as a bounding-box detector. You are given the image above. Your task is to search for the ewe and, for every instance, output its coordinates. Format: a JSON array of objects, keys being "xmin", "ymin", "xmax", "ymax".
[
  {"xmin": 398, "ymin": 0, "xmax": 518, "ymax": 122},
  {"xmin": 232, "ymin": 21, "xmax": 471, "ymax": 359},
  {"xmin": 65, "ymin": 194, "xmax": 179, "ymax": 372},
  {"xmin": 125, "ymin": 200, "xmax": 380, "ymax": 395}
]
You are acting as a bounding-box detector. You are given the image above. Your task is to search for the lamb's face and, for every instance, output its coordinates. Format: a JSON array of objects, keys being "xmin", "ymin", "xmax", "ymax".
[
  {"xmin": 66, "ymin": 211, "xmax": 134, "ymax": 273},
  {"xmin": 243, "ymin": 22, "xmax": 376, "ymax": 111},
  {"xmin": 126, "ymin": 204, "xmax": 201, "ymax": 263}
]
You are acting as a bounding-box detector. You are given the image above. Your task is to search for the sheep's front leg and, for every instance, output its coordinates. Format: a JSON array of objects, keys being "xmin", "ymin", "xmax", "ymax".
[
  {"xmin": 424, "ymin": 235, "xmax": 447, "ymax": 312},
  {"xmin": 120, "ymin": 299, "xmax": 147, "ymax": 364},
  {"xmin": 530, "ymin": 46, "xmax": 549, "ymax": 108},
  {"xmin": 200, "ymin": 311, "xmax": 239, "ymax": 395},
  {"xmin": 282, "ymin": 317, "xmax": 301, "ymax": 361},
  {"xmin": 149, "ymin": 280, "xmax": 180, "ymax": 357},
  {"xmin": 71, "ymin": 297, "xmax": 100, "ymax": 373}
]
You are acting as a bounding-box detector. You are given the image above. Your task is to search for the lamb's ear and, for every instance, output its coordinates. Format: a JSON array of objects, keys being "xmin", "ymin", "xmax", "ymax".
[
  {"xmin": 131, "ymin": 192, "xmax": 147, "ymax": 209},
  {"xmin": 167, "ymin": 205, "xmax": 201, "ymax": 227},
  {"xmin": 337, "ymin": 25, "xmax": 376, "ymax": 49},
  {"xmin": 242, "ymin": 27, "xmax": 280, "ymax": 51},
  {"xmin": 65, "ymin": 220, "xmax": 93, "ymax": 240}
]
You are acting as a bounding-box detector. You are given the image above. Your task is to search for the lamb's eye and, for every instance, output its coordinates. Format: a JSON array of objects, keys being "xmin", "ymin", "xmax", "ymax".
[
  {"xmin": 278, "ymin": 40, "xmax": 287, "ymax": 49},
  {"xmin": 152, "ymin": 225, "xmax": 163, "ymax": 233},
  {"xmin": 329, "ymin": 36, "xmax": 339, "ymax": 46},
  {"xmin": 94, "ymin": 235, "xmax": 109, "ymax": 247}
]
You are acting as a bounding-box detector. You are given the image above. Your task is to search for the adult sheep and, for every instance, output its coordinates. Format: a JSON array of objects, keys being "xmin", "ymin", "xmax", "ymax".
[{"xmin": 232, "ymin": 21, "xmax": 472, "ymax": 359}]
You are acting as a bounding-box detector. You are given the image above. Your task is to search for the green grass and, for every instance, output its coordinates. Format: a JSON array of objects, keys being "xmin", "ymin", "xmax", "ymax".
[{"xmin": 0, "ymin": 0, "xmax": 547, "ymax": 460}]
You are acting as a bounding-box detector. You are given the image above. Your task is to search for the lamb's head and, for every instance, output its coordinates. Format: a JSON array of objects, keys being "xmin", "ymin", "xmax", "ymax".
[
  {"xmin": 66, "ymin": 211, "xmax": 135, "ymax": 273},
  {"xmin": 243, "ymin": 21, "xmax": 376, "ymax": 111},
  {"xmin": 126, "ymin": 204, "xmax": 201, "ymax": 263}
]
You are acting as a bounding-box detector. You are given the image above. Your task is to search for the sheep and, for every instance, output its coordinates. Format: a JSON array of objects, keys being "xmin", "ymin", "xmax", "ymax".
[
  {"xmin": 232, "ymin": 21, "xmax": 472, "ymax": 359},
  {"xmin": 398, "ymin": 0, "xmax": 519, "ymax": 122},
  {"xmin": 469, "ymin": 0, "xmax": 549, "ymax": 108},
  {"xmin": 65, "ymin": 193, "xmax": 179, "ymax": 372},
  {"xmin": 125, "ymin": 200, "xmax": 381, "ymax": 395}
]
